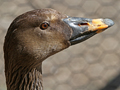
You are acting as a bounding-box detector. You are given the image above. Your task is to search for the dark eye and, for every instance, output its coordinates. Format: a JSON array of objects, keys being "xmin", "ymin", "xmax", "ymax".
[{"xmin": 40, "ymin": 22, "xmax": 49, "ymax": 30}]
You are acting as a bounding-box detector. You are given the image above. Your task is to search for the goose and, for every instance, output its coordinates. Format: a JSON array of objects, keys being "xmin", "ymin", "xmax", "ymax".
[{"xmin": 4, "ymin": 8, "xmax": 114, "ymax": 90}]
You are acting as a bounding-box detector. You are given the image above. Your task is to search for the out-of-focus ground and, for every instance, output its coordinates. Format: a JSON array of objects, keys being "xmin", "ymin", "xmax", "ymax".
[{"xmin": 0, "ymin": 0, "xmax": 120, "ymax": 90}]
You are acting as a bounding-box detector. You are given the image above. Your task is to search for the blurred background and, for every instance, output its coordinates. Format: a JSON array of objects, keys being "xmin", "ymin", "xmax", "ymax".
[{"xmin": 0, "ymin": 0, "xmax": 120, "ymax": 90}]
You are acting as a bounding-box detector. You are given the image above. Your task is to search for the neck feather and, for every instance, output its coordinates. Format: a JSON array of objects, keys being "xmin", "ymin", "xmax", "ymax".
[{"xmin": 6, "ymin": 64, "xmax": 43, "ymax": 90}]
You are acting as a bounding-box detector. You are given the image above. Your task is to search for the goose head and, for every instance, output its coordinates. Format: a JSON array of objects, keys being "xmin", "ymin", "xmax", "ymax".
[{"xmin": 4, "ymin": 8, "xmax": 114, "ymax": 69}]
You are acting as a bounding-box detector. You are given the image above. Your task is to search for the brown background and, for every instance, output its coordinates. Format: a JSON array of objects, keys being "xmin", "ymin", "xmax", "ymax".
[{"xmin": 0, "ymin": 0, "xmax": 120, "ymax": 90}]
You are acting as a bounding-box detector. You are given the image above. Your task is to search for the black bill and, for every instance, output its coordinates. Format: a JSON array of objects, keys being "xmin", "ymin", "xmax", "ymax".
[{"xmin": 63, "ymin": 17, "xmax": 114, "ymax": 45}]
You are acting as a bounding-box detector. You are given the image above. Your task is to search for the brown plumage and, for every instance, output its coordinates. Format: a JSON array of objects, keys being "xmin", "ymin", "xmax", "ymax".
[{"xmin": 4, "ymin": 8, "xmax": 114, "ymax": 90}]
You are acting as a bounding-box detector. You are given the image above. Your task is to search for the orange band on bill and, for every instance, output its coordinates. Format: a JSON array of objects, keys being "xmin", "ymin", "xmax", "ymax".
[{"xmin": 88, "ymin": 19, "xmax": 108, "ymax": 33}]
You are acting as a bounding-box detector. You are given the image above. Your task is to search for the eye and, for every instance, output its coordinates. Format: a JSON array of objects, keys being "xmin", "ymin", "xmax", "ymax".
[{"xmin": 40, "ymin": 22, "xmax": 49, "ymax": 30}]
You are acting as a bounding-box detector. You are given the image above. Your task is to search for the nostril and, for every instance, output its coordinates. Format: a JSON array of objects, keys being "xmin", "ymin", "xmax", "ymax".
[{"xmin": 78, "ymin": 23, "xmax": 89, "ymax": 26}]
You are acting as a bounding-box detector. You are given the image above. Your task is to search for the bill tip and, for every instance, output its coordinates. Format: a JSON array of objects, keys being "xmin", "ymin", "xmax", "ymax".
[{"xmin": 103, "ymin": 19, "xmax": 114, "ymax": 27}]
